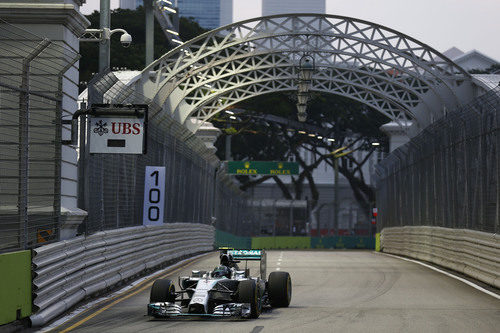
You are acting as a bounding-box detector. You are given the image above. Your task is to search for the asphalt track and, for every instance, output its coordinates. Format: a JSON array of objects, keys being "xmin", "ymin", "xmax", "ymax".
[{"xmin": 44, "ymin": 251, "xmax": 500, "ymax": 333}]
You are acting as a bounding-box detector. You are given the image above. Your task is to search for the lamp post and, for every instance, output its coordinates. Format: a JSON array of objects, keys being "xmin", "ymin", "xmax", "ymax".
[
  {"xmin": 328, "ymin": 147, "xmax": 354, "ymax": 236},
  {"xmin": 79, "ymin": 0, "xmax": 133, "ymax": 73}
]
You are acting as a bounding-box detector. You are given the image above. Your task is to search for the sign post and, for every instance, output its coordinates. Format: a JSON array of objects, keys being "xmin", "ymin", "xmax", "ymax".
[
  {"xmin": 65, "ymin": 104, "xmax": 148, "ymax": 154},
  {"xmin": 143, "ymin": 166, "xmax": 166, "ymax": 225}
]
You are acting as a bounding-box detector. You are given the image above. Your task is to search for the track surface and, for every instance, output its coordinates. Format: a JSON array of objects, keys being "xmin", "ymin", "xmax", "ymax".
[{"xmin": 48, "ymin": 251, "xmax": 500, "ymax": 333}]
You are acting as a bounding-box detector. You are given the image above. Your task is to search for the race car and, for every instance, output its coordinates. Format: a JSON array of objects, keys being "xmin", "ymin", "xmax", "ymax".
[{"xmin": 147, "ymin": 248, "xmax": 291, "ymax": 319}]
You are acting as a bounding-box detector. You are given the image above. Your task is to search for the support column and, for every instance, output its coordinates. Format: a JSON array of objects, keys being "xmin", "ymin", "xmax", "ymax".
[{"xmin": 380, "ymin": 121, "xmax": 412, "ymax": 152}]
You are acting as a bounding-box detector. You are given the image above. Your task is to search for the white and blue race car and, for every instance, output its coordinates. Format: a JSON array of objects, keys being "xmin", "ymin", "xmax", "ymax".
[{"xmin": 147, "ymin": 248, "xmax": 291, "ymax": 319}]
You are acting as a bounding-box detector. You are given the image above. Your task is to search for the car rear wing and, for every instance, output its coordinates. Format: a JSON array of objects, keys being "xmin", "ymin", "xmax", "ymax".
[
  {"xmin": 227, "ymin": 249, "xmax": 264, "ymax": 260},
  {"xmin": 220, "ymin": 248, "xmax": 267, "ymax": 279}
]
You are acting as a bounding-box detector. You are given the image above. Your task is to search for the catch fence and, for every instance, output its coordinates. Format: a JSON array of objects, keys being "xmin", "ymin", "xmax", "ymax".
[
  {"xmin": 0, "ymin": 19, "xmax": 79, "ymax": 253},
  {"xmin": 375, "ymin": 87, "xmax": 500, "ymax": 234},
  {"xmin": 79, "ymin": 71, "xmax": 255, "ymax": 236}
]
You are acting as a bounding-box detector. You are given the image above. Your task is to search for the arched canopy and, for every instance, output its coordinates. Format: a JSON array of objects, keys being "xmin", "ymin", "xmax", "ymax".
[{"xmin": 135, "ymin": 14, "xmax": 473, "ymax": 132}]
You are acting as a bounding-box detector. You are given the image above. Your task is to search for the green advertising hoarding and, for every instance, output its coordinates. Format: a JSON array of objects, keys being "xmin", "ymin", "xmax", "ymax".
[{"xmin": 227, "ymin": 161, "xmax": 299, "ymax": 175}]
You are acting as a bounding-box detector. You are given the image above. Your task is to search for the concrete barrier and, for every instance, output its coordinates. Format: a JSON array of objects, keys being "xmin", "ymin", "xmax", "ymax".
[
  {"xmin": 215, "ymin": 230, "xmax": 251, "ymax": 249},
  {"xmin": 381, "ymin": 226, "xmax": 500, "ymax": 288},
  {"xmin": 0, "ymin": 250, "xmax": 31, "ymax": 325},
  {"xmin": 252, "ymin": 236, "xmax": 310, "ymax": 249}
]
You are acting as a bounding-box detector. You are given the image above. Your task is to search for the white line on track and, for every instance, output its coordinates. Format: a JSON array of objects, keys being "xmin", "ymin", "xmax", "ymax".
[
  {"xmin": 276, "ymin": 251, "xmax": 283, "ymax": 270},
  {"xmin": 379, "ymin": 252, "xmax": 500, "ymax": 300}
]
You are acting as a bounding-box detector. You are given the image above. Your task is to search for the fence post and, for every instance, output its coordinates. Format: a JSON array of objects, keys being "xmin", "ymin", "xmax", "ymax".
[
  {"xmin": 18, "ymin": 38, "xmax": 50, "ymax": 249},
  {"xmin": 56, "ymin": 54, "xmax": 81, "ymax": 242}
]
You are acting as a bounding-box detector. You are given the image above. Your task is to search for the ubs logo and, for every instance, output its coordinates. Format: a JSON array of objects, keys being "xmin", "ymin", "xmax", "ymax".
[{"xmin": 111, "ymin": 122, "xmax": 141, "ymax": 135}]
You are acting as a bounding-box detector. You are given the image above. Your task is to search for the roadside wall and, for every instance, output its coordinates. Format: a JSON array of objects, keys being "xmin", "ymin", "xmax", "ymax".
[
  {"xmin": 0, "ymin": 250, "xmax": 31, "ymax": 325},
  {"xmin": 381, "ymin": 226, "xmax": 500, "ymax": 288}
]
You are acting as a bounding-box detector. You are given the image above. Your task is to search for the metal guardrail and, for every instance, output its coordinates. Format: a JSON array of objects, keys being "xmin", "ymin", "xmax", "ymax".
[
  {"xmin": 381, "ymin": 226, "xmax": 500, "ymax": 288},
  {"xmin": 30, "ymin": 223, "xmax": 215, "ymax": 326}
]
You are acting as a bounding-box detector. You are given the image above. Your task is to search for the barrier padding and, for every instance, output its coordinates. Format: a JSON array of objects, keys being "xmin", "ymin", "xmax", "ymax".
[
  {"xmin": 310, "ymin": 236, "xmax": 375, "ymax": 249},
  {"xmin": 251, "ymin": 236, "xmax": 311, "ymax": 249},
  {"xmin": 215, "ymin": 230, "xmax": 251, "ymax": 249},
  {"xmin": 375, "ymin": 233, "xmax": 381, "ymax": 252},
  {"xmin": 0, "ymin": 250, "xmax": 31, "ymax": 325}
]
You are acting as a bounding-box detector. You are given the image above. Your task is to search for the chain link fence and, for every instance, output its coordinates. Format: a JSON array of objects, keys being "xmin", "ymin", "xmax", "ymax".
[
  {"xmin": 375, "ymin": 86, "xmax": 500, "ymax": 234},
  {"xmin": 79, "ymin": 71, "xmax": 256, "ymax": 236},
  {"xmin": 0, "ymin": 19, "xmax": 79, "ymax": 253}
]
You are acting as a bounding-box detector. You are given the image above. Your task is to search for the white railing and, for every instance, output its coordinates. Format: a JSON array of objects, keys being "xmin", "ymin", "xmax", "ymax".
[
  {"xmin": 30, "ymin": 223, "xmax": 214, "ymax": 326},
  {"xmin": 381, "ymin": 226, "xmax": 500, "ymax": 288}
]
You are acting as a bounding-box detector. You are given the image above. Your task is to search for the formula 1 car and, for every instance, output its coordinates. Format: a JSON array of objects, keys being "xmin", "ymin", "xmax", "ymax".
[{"xmin": 147, "ymin": 248, "xmax": 291, "ymax": 319}]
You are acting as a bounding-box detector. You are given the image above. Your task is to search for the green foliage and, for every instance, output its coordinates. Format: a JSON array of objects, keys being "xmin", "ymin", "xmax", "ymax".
[
  {"xmin": 79, "ymin": 7, "xmax": 207, "ymax": 91},
  {"xmin": 213, "ymin": 92, "xmax": 389, "ymax": 212}
]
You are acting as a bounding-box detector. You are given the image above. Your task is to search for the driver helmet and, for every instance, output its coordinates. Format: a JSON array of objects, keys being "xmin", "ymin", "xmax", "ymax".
[{"xmin": 212, "ymin": 265, "xmax": 231, "ymax": 278}]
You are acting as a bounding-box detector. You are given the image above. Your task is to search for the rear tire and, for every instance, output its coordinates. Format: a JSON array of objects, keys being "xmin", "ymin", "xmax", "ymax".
[
  {"xmin": 238, "ymin": 280, "xmax": 261, "ymax": 318},
  {"xmin": 150, "ymin": 278, "xmax": 176, "ymax": 303},
  {"xmin": 268, "ymin": 271, "xmax": 291, "ymax": 307}
]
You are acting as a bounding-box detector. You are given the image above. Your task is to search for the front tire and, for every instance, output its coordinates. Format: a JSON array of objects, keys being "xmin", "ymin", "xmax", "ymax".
[
  {"xmin": 150, "ymin": 278, "xmax": 176, "ymax": 303},
  {"xmin": 238, "ymin": 280, "xmax": 261, "ymax": 318},
  {"xmin": 268, "ymin": 271, "xmax": 292, "ymax": 307}
]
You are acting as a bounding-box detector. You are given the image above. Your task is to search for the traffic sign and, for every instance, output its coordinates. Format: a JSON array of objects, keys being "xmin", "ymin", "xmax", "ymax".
[{"xmin": 227, "ymin": 161, "xmax": 299, "ymax": 175}]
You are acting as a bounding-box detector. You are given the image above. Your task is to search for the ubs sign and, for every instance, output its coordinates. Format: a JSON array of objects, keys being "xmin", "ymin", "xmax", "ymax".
[{"xmin": 89, "ymin": 116, "xmax": 146, "ymax": 154}]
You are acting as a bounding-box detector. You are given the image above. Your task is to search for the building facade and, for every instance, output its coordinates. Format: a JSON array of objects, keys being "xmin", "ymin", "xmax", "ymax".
[
  {"xmin": 119, "ymin": 0, "xmax": 144, "ymax": 10},
  {"xmin": 262, "ymin": 0, "xmax": 325, "ymax": 16},
  {"xmin": 178, "ymin": 0, "xmax": 220, "ymax": 29}
]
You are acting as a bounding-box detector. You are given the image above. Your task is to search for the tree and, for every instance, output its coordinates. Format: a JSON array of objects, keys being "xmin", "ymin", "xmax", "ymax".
[
  {"xmin": 79, "ymin": 7, "xmax": 207, "ymax": 92},
  {"xmin": 213, "ymin": 92, "xmax": 389, "ymax": 219}
]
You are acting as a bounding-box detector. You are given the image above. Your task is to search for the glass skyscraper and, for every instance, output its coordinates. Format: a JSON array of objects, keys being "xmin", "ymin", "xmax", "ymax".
[
  {"xmin": 178, "ymin": 0, "xmax": 221, "ymax": 29},
  {"xmin": 262, "ymin": 0, "xmax": 325, "ymax": 16},
  {"xmin": 119, "ymin": 0, "xmax": 144, "ymax": 10}
]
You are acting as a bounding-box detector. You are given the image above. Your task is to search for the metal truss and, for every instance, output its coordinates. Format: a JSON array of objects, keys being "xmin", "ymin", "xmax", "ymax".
[{"xmin": 135, "ymin": 14, "xmax": 473, "ymax": 131}]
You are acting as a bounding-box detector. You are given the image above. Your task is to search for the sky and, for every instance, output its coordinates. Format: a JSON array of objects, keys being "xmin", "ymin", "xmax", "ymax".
[{"xmin": 81, "ymin": 0, "xmax": 500, "ymax": 61}]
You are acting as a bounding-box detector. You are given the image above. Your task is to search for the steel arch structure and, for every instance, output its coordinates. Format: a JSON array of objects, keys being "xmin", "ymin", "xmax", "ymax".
[{"xmin": 134, "ymin": 14, "xmax": 473, "ymax": 133}]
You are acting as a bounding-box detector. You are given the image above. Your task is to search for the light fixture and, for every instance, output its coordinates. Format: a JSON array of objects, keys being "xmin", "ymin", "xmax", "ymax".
[
  {"xmin": 297, "ymin": 92, "xmax": 309, "ymax": 104},
  {"xmin": 327, "ymin": 138, "xmax": 335, "ymax": 142},
  {"xmin": 296, "ymin": 54, "xmax": 315, "ymax": 122},
  {"xmin": 172, "ymin": 39, "xmax": 183, "ymax": 44},
  {"xmin": 308, "ymin": 133, "xmax": 316, "ymax": 137},
  {"xmin": 229, "ymin": 116, "xmax": 237, "ymax": 120},
  {"xmin": 298, "ymin": 81, "xmax": 310, "ymax": 93},
  {"xmin": 299, "ymin": 55, "xmax": 314, "ymax": 82},
  {"xmin": 225, "ymin": 110, "xmax": 234, "ymax": 115},
  {"xmin": 371, "ymin": 142, "xmax": 380, "ymax": 146},
  {"xmin": 317, "ymin": 136, "xmax": 323, "ymax": 139},
  {"xmin": 166, "ymin": 29, "xmax": 179, "ymax": 36},
  {"xmin": 298, "ymin": 130, "xmax": 306, "ymax": 134},
  {"xmin": 163, "ymin": 6, "xmax": 177, "ymax": 13},
  {"xmin": 296, "ymin": 103, "xmax": 307, "ymax": 114}
]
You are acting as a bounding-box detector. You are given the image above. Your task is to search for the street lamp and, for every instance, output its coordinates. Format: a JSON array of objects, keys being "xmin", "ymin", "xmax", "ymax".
[
  {"xmin": 296, "ymin": 54, "xmax": 315, "ymax": 122},
  {"xmin": 296, "ymin": 103, "xmax": 307, "ymax": 122},
  {"xmin": 79, "ymin": 0, "xmax": 132, "ymax": 73},
  {"xmin": 297, "ymin": 92, "xmax": 309, "ymax": 104},
  {"xmin": 299, "ymin": 55, "xmax": 314, "ymax": 82},
  {"xmin": 328, "ymin": 146, "xmax": 354, "ymax": 237}
]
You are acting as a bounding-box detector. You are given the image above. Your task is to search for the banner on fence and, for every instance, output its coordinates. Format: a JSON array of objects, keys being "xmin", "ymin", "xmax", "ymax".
[{"xmin": 143, "ymin": 166, "xmax": 166, "ymax": 225}]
